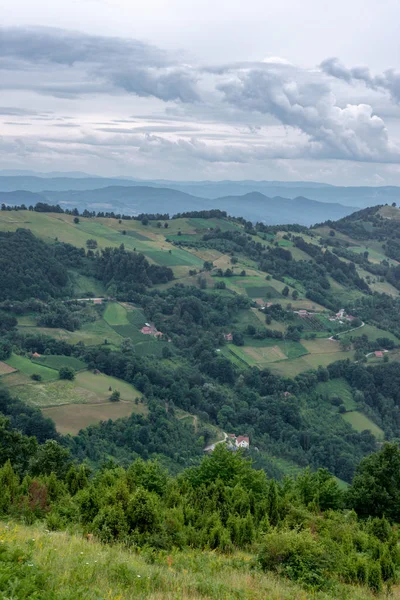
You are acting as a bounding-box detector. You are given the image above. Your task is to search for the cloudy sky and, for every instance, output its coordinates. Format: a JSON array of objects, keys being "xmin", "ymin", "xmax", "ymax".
[{"xmin": 2, "ymin": 0, "xmax": 400, "ymax": 184}]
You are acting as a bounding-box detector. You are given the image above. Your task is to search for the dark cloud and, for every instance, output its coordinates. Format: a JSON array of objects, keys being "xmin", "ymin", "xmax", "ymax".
[
  {"xmin": 321, "ymin": 58, "xmax": 400, "ymax": 104},
  {"xmin": 0, "ymin": 26, "xmax": 200, "ymax": 102}
]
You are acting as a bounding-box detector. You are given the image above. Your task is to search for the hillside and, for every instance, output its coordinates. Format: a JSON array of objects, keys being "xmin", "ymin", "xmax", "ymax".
[
  {"xmin": 1, "ymin": 203, "xmax": 400, "ymax": 481},
  {"xmin": 3, "ymin": 202, "xmax": 400, "ymax": 597},
  {"xmin": 0, "ymin": 520, "xmax": 391, "ymax": 600}
]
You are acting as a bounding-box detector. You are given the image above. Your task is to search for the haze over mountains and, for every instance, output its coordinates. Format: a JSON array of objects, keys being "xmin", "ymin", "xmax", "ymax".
[{"xmin": 2, "ymin": 170, "xmax": 400, "ymax": 225}]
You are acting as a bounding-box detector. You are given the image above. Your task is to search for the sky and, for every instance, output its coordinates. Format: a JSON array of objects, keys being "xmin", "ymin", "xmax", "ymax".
[{"xmin": 2, "ymin": 0, "xmax": 400, "ymax": 184}]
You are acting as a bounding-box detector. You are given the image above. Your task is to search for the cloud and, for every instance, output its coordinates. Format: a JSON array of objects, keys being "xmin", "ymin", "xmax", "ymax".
[
  {"xmin": 2, "ymin": 26, "xmax": 400, "ymax": 166},
  {"xmin": 321, "ymin": 57, "xmax": 400, "ymax": 104},
  {"xmin": 0, "ymin": 26, "xmax": 200, "ymax": 102},
  {"xmin": 217, "ymin": 63, "xmax": 399, "ymax": 162}
]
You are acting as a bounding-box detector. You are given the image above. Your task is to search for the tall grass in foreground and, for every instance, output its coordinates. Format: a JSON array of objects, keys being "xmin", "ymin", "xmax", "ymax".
[{"xmin": 0, "ymin": 521, "xmax": 395, "ymax": 600}]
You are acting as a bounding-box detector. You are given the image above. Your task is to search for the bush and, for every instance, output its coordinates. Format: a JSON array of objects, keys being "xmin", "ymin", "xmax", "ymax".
[
  {"xmin": 258, "ymin": 530, "xmax": 329, "ymax": 589},
  {"xmin": 59, "ymin": 367, "xmax": 75, "ymax": 381}
]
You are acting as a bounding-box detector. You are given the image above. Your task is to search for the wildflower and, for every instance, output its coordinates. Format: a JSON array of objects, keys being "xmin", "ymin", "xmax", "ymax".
[
  {"xmin": 86, "ymin": 562, "xmax": 89, "ymax": 565},
  {"xmin": 137, "ymin": 575, "xmax": 141, "ymax": 578},
  {"xmin": 80, "ymin": 552, "xmax": 84, "ymax": 555},
  {"xmin": 27, "ymin": 563, "xmax": 34, "ymax": 567}
]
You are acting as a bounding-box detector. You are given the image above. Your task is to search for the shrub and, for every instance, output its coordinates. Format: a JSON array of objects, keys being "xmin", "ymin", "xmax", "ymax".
[
  {"xmin": 258, "ymin": 529, "xmax": 329, "ymax": 589},
  {"xmin": 59, "ymin": 367, "xmax": 75, "ymax": 381}
]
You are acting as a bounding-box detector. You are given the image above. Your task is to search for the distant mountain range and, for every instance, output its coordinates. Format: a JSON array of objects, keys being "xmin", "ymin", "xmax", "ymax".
[
  {"xmin": 2, "ymin": 171, "xmax": 400, "ymax": 224},
  {"xmin": 0, "ymin": 184, "xmax": 357, "ymax": 226}
]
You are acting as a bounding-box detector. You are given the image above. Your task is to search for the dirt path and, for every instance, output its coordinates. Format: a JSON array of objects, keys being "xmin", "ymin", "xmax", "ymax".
[
  {"xmin": 204, "ymin": 431, "xmax": 228, "ymax": 452},
  {"xmin": 328, "ymin": 321, "xmax": 365, "ymax": 341}
]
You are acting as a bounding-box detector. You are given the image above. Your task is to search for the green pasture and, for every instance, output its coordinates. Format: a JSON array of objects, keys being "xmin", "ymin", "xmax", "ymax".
[
  {"xmin": 103, "ymin": 302, "xmax": 130, "ymax": 326},
  {"xmin": 69, "ymin": 271, "xmax": 106, "ymax": 297},
  {"xmin": 14, "ymin": 370, "xmax": 142, "ymax": 409},
  {"xmin": 350, "ymin": 323, "xmax": 399, "ymax": 343},
  {"xmin": 342, "ymin": 411, "xmax": 384, "ymax": 440},
  {"xmin": 316, "ymin": 378, "xmax": 357, "ymax": 411},
  {"xmin": 5, "ymin": 354, "xmax": 58, "ymax": 381},
  {"xmin": 42, "ymin": 400, "xmax": 146, "ymax": 435},
  {"xmin": 32, "ymin": 354, "xmax": 87, "ymax": 372}
]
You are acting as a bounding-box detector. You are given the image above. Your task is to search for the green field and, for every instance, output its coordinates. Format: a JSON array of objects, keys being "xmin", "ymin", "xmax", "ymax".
[
  {"xmin": 103, "ymin": 302, "xmax": 130, "ymax": 326},
  {"xmin": 33, "ymin": 354, "xmax": 87, "ymax": 372},
  {"xmin": 245, "ymin": 285, "xmax": 282, "ymax": 299},
  {"xmin": 349, "ymin": 324, "xmax": 400, "ymax": 343},
  {"xmin": 5, "ymin": 354, "xmax": 59, "ymax": 381},
  {"xmin": 42, "ymin": 401, "xmax": 145, "ymax": 435},
  {"xmin": 342, "ymin": 411, "xmax": 384, "ymax": 440},
  {"xmin": 316, "ymin": 378, "xmax": 357, "ymax": 411},
  {"xmin": 69, "ymin": 271, "xmax": 106, "ymax": 297},
  {"xmin": 227, "ymin": 339, "xmax": 308, "ymax": 368},
  {"xmin": 13, "ymin": 370, "xmax": 142, "ymax": 408}
]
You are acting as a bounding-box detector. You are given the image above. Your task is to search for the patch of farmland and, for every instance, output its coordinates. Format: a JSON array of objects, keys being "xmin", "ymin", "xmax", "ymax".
[
  {"xmin": 124, "ymin": 230, "xmax": 153, "ymax": 241},
  {"xmin": 315, "ymin": 378, "xmax": 357, "ymax": 411},
  {"xmin": 42, "ymin": 400, "xmax": 146, "ymax": 435},
  {"xmin": 69, "ymin": 272, "xmax": 106, "ymax": 297},
  {"xmin": 33, "ymin": 354, "xmax": 87, "ymax": 372},
  {"xmin": 245, "ymin": 285, "xmax": 282, "ymax": 299},
  {"xmin": 342, "ymin": 411, "xmax": 384, "ymax": 440},
  {"xmin": 145, "ymin": 249, "xmax": 203, "ymax": 267},
  {"xmin": 5, "ymin": 354, "xmax": 59, "ymax": 382},
  {"xmin": 0, "ymin": 361, "xmax": 17, "ymax": 376},
  {"xmin": 16, "ymin": 314, "xmax": 37, "ymax": 326},
  {"xmin": 269, "ymin": 350, "xmax": 355, "ymax": 377},
  {"xmin": 103, "ymin": 302, "xmax": 129, "ymax": 326},
  {"xmin": 14, "ymin": 370, "xmax": 142, "ymax": 408},
  {"xmin": 350, "ymin": 324, "xmax": 399, "ymax": 343}
]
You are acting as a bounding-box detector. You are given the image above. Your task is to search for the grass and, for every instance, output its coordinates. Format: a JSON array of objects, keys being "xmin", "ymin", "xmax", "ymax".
[
  {"xmin": 32, "ymin": 354, "xmax": 87, "ymax": 372},
  {"xmin": 227, "ymin": 339, "xmax": 308, "ymax": 368},
  {"xmin": 42, "ymin": 401, "xmax": 145, "ymax": 435},
  {"xmin": 103, "ymin": 302, "xmax": 130, "ymax": 326},
  {"xmin": 13, "ymin": 371, "xmax": 142, "ymax": 409},
  {"xmin": 245, "ymin": 285, "xmax": 282, "ymax": 299},
  {"xmin": 315, "ymin": 378, "xmax": 357, "ymax": 411},
  {"xmin": 0, "ymin": 521, "xmax": 385, "ymax": 600},
  {"xmin": 5, "ymin": 354, "xmax": 59, "ymax": 382},
  {"xmin": 350, "ymin": 324, "xmax": 400, "ymax": 343},
  {"xmin": 69, "ymin": 271, "xmax": 106, "ymax": 297},
  {"xmin": 342, "ymin": 411, "xmax": 384, "ymax": 440},
  {"xmin": 0, "ymin": 361, "xmax": 17, "ymax": 376},
  {"xmin": 269, "ymin": 350, "xmax": 355, "ymax": 377}
]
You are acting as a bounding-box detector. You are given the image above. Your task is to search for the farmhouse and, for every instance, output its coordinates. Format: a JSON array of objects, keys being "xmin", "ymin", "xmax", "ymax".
[
  {"xmin": 236, "ymin": 436, "xmax": 250, "ymax": 448},
  {"xmin": 375, "ymin": 351, "xmax": 384, "ymax": 358},
  {"xmin": 140, "ymin": 323, "xmax": 163, "ymax": 338},
  {"xmin": 224, "ymin": 333, "xmax": 233, "ymax": 342},
  {"xmin": 31, "ymin": 352, "xmax": 41, "ymax": 358}
]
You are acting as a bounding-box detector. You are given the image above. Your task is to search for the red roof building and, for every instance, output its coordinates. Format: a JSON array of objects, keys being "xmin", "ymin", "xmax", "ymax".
[
  {"xmin": 224, "ymin": 333, "xmax": 233, "ymax": 342},
  {"xmin": 375, "ymin": 351, "xmax": 384, "ymax": 358},
  {"xmin": 235, "ymin": 436, "xmax": 250, "ymax": 448}
]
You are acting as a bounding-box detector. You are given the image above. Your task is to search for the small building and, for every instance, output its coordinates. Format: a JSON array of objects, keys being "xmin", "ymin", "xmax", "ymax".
[
  {"xmin": 224, "ymin": 333, "xmax": 233, "ymax": 342},
  {"xmin": 375, "ymin": 351, "xmax": 384, "ymax": 358},
  {"xmin": 236, "ymin": 435, "xmax": 250, "ymax": 449},
  {"xmin": 141, "ymin": 326, "xmax": 153, "ymax": 335},
  {"xmin": 298, "ymin": 310, "xmax": 308, "ymax": 316},
  {"xmin": 32, "ymin": 352, "xmax": 41, "ymax": 358}
]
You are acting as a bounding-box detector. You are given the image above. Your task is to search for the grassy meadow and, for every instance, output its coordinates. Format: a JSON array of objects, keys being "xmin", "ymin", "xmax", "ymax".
[{"xmin": 0, "ymin": 521, "xmax": 388, "ymax": 600}]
